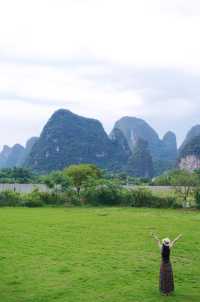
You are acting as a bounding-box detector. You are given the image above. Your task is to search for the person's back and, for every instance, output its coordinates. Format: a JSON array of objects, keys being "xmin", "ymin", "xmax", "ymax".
[{"xmin": 161, "ymin": 245, "xmax": 170, "ymax": 263}]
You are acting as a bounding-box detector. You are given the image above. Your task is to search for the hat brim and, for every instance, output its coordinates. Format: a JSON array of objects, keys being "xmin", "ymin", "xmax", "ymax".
[{"xmin": 163, "ymin": 242, "xmax": 170, "ymax": 246}]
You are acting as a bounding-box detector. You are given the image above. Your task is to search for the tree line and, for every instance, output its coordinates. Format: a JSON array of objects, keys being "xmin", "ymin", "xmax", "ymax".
[{"xmin": 1, "ymin": 165, "xmax": 200, "ymax": 208}]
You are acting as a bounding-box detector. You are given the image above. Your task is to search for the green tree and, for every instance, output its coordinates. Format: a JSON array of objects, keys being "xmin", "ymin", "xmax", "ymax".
[
  {"xmin": 64, "ymin": 164, "xmax": 102, "ymax": 197},
  {"xmin": 170, "ymin": 170, "xmax": 199, "ymax": 204},
  {"xmin": 0, "ymin": 168, "xmax": 36, "ymax": 183},
  {"xmin": 42, "ymin": 171, "xmax": 71, "ymax": 192},
  {"xmin": 153, "ymin": 173, "xmax": 172, "ymax": 186}
]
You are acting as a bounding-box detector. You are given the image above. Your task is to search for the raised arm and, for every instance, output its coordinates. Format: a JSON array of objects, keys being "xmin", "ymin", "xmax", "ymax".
[
  {"xmin": 151, "ymin": 233, "xmax": 162, "ymax": 249},
  {"xmin": 171, "ymin": 234, "xmax": 182, "ymax": 248}
]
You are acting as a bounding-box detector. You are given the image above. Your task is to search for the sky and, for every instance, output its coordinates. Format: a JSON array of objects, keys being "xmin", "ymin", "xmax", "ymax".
[{"xmin": 1, "ymin": 0, "xmax": 200, "ymax": 149}]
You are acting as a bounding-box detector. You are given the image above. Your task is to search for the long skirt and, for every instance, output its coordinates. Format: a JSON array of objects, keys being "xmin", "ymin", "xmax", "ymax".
[{"xmin": 159, "ymin": 261, "xmax": 174, "ymax": 294}]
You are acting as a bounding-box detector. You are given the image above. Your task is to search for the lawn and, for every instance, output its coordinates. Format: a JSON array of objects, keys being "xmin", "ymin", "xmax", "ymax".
[{"xmin": 0, "ymin": 207, "xmax": 199, "ymax": 302}]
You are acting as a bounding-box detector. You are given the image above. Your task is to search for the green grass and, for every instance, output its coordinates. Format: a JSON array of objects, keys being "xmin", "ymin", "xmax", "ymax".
[{"xmin": 0, "ymin": 207, "xmax": 200, "ymax": 302}]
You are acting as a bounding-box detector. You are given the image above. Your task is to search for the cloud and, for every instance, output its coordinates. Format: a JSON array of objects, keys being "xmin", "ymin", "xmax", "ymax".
[
  {"xmin": 0, "ymin": 0, "xmax": 200, "ymax": 148},
  {"xmin": 161, "ymin": 0, "xmax": 200, "ymax": 16},
  {"xmin": 1, "ymin": 0, "xmax": 200, "ymax": 69}
]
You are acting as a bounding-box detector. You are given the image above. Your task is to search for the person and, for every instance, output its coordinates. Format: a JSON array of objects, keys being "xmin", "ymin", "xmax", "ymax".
[{"xmin": 151, "ymin": 233, "xmax": 182, "ymax": 295}]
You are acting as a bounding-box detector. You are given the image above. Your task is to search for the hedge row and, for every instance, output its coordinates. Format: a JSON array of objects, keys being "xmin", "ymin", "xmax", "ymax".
[
  {"xmin": 0, "ymin": 190, "xmax": 67, "ymax": 207},
  {"xmin": 82, "ymin": 185, "xmax": 181, "ymax": 208},
  {"xmin": 0, "ymin": 186, "xmax": 182, "ymax": 208}
]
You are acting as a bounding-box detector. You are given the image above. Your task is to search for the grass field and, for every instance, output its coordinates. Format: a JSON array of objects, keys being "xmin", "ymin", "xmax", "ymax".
[{"xmin": 0, "ymin": 207, "xmax": 200, "ymax": 302}]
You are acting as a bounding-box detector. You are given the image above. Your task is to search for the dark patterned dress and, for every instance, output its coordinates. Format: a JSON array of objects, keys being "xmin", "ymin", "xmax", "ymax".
[{"xmin": 159, "ymin": 245, "xmax": 174, "ymax": 294}]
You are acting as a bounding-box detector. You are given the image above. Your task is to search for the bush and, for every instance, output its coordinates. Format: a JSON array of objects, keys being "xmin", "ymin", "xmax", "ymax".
[
  {"xmin": 121, "ymin": 188, "xmax": 180, "ymax": 208},
  {"xmin": 22, "ymin": 190, "xmax": 69, "ymax": 207},
  {"xmin": 194, "ymin": 188, "xmax": 200, "ymax": 209},
  {"xmin": 82, "ymin": 180, "xmax": 122, "ymax": 206},
  {"xmin": 130, "ymin": 188, "xmax": 153, "ymax": 207},
  {"xmin": 149, "ymin": 195, "xmax": 179, "ymax": 208},
  {"xmin": 120, "ymin": 189, "xmax": 136, "ymax": 206},
  {"xmin": 23, "ymin": 199, "xmax": 44, "ymax": 208},
  {"xmin": 0, "ymin": 185, "xmax": 181, "ymax": 209},
  {"xmin": 39, "ymin": 192, "xmax": 66, "ymax": 205},
  {"xmin": 63, "ymin": 189, "xmax": 81, "ymax": 206},
  {"xmin": 22, "ymin": 190, "xmax": 44, "ymax": 207},
  {"xmin": 119, "ymin": 188, "xmax": 154, "ymax": 207},
  {"xmin": 0, "ymin": 190, "xmax": 21, "ymax": 207}
]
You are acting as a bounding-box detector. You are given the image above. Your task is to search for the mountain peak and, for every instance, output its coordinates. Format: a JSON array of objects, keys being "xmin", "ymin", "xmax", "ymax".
[
  {"xmin": 179, "ymin": 124, "xmax": 200, "ymax": 152},
  {"xmin": 51, "ymin": 108, "xmax": 73, "ymax": 117},
  {"xmin": 112, "ymin": 116, "xmax": 160, "ymax": 155},
  {"xmin": 163, "ymin": 131, "xmax": 176, "ymax": 140},
  {"xmin": 25, "ymin": 109, "xmax": 128, "ymax": 173}
]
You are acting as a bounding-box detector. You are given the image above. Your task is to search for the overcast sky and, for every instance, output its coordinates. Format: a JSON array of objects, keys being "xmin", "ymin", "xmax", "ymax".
[{"xmin": 1, "ymin": 0, "xmax": 200, "ymax": 149}]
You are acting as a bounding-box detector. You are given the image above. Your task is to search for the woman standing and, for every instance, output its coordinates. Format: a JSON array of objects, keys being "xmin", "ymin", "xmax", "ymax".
[{"xmin": 152, "ymin": 233, "xmax": 182, "ymax": 295}]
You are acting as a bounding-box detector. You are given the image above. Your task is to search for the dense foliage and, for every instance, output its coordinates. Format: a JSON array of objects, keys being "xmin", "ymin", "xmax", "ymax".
[
  {"xmin": 153, "ymin": 169, "xmax": 200, "ymax": 205},
  {"xmin": 41, "ymin": 170, "xmax": 71, "ymax": 191},
  {"xmin": 194, "ymin": 188, "xmax": 200, "ymax": 209},
  {"xmin": 0, "ymin": 167, "xmax": 38, "ymax": 183},
  {"xmin": 1, "ymin": 164, "xmax": 200, "ymax": 209},
  {"xmin": 0, "ymin": 186, "xmax": 181, "ymax": 209},
  {"xmin": 64, "ymin": 164, "xmax": 102, "ymax": 196}
]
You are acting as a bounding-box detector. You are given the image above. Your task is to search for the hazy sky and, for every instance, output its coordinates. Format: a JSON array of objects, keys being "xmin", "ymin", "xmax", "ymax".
[{"xmin": 1, "ymin": 0, "xmax": 200, "ymax": 148}]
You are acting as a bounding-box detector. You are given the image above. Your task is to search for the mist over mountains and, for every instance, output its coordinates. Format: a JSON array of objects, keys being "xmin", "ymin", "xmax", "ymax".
[{"xmin": 1, "ymin": 108, "xmax": 200, "ymax": 177}]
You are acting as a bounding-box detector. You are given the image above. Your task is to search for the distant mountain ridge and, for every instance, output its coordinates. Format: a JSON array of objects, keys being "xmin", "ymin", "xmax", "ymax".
[
  {"xmin": 4, "ymin": 108, "xmax": 198, "ymax": 177},
  {"xmin": 0, "ymin": 137, "xmax": 38, "ymax": 169},
  {"xmin": 24, "ymin": 109, "xmax": 178, "ymax": 176}
]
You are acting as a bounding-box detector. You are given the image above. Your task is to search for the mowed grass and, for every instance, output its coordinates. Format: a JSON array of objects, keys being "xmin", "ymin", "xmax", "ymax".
[{"xmin": 0, "ymin": 208, "xmax": 200, "ymax": 302}]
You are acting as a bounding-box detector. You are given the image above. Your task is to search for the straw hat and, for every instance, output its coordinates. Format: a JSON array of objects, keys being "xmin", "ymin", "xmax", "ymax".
[{"xmin": 162, "ymin": 238, "xmax": 171, "ymax": 246}]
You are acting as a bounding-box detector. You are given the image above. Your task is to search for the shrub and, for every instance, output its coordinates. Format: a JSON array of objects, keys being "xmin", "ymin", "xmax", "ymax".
[
  {"xmin": 22, "ymin": 190, "xmax": 44, "ymax": 207},
  {"xmin": 64, "ymin": 189, "xmax": 81, "ymax": 206},
  {"xmin": 23, "ymin": 199, "xmax": 44, "ymax": 208},
  {"xmin": 39, "ymin": 192, "xmax": 66, "ymax": 205},
  {"xmin": 22, "ymin": 190, "xmax": 69, "ymax": 207},
  {"xmin": 121, "ymin": 188, "xmax": 180, "ymax": 208},
  {"xmin": 120, "ymin": 189, "xmax": 136, "ymax": 206},
  {"xmin": 0, "ymin": 185, "xmax": 180, "ymax": 209},
  {"xmin": 38, "ymin": 192, "xmax": 56, "ymax": 205},
  {"xmin": 129, "ymin": 188, "xmax": 153, "ymax": 207},
  {"xmin": 194, "ymin": 188, "xmax": 200, "ymax": 209},
  {"xmin": 82, "ymin": 180, "xmax": 122, "ymax": 206},
  {"xmin": 149, "ymin": 195, "xmax": 178, "ymax": 208},
  {"xmin": 0, "ymin": 190, "xmax": 21, "ymax": 207}
]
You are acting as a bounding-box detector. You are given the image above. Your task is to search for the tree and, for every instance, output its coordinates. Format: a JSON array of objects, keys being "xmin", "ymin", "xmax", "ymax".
[
  {"xmin": 170, "ymin": 170, "xmax": 199, "ymax": 204},
  {"xmin": 0, "ymin": 167, "xmax": 36, "ymax": 183},
  {"xmin": 42, "ymin": 171, "xmax": 71, "ymax": 192},
  {"xmin": 64, "ymin": 164, "xmax": 102, "ymax": 196},
  {"xmin": 153, "ymin": 173, "xmax": 172, "ymax": 186}
]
